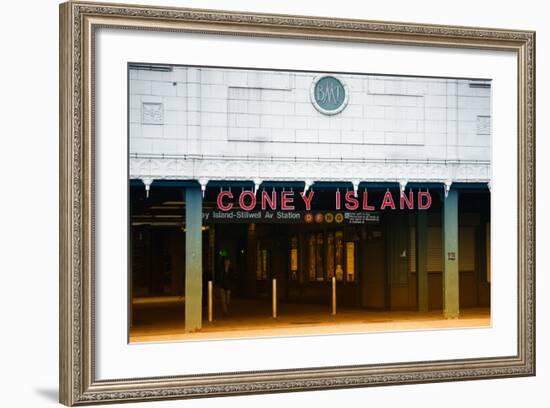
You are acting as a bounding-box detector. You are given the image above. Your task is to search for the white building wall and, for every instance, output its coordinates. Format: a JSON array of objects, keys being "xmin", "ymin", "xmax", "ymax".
[{"xmin": 129, "ymin": 66, "xmax": 491, "ymax": 185}]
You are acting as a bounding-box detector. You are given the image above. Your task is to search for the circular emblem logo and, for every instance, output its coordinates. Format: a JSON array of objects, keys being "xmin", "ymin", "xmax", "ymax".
[
  {"xmin": 304, "ymin": 213, "xmax": 314, "ymax": 223},
  {"xmin": 334, "ymin": 213, "xmax": 344, "ymax": 223},
  {"xmin": 325, "ymin": 213, "xmax": 334, "ymax": 223},
  {"xmin": 310, "ymin": 75, "xmax": 349, "ymax": 115},
  {"xmin": 315, "ymin": 213, "xmax": 324, "ymax": 223}
]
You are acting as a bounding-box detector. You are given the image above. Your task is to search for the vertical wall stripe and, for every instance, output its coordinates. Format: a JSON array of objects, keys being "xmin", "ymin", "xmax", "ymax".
[{"xmin": 416, "ymin": 210, "xmax": 429, "ymax": 312}]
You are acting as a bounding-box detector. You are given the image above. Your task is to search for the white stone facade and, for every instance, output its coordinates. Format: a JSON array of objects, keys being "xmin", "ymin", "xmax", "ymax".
[{"xmin": 129, "ymin": 65, "xmax": 491, "ymax": 187}]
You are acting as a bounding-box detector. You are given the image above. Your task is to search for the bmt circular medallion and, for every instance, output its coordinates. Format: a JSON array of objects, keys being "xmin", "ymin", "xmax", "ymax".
[{"xmin": 310, "ymin": 75, "xmax": 349, "ymax": 115}]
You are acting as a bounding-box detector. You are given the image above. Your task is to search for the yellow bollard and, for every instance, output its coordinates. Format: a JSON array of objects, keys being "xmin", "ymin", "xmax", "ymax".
[
  {"xmin": 272, "ymin": 278, "xmax": 277, "ymax": 319},
  {"xmin": 208, "ymin": 280, "xmax": 213, "ymax": 322},
  {"xmin": 332, "ymin": 276, "xmax": 336, "ymax": 316}
]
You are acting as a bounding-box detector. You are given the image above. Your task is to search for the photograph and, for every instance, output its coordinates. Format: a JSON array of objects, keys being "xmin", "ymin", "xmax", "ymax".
[
  {"xmin": 58, "ymin": 2, "xmax": 535, "ymax": 404},
  {"xmin": 128, "ymin": 64, "xmax": 492, "ymax": 343}
]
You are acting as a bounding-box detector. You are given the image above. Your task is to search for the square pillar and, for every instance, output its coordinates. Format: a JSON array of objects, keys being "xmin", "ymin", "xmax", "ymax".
[
  {"xmin": 442, "ymin": 189, "xmax": 459, "ymax": 319},
  {"xmin": 416, "ymin": 209, "xmax": 429, "ymax": 312},
  {"xmin": 185, "ymin": 186, "xmax": 203, "ymax": 332}
]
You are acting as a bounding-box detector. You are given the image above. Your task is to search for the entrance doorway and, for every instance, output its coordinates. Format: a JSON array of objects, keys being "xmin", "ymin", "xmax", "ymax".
[{"xmin": 361, "ymin": 225, "xmax": 387, "ymax": 309}]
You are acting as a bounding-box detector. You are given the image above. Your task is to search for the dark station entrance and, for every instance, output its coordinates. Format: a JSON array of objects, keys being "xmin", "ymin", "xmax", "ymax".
[{"xmin": 129, "ymin": 180, "xmax": 491, "ymax": 341}]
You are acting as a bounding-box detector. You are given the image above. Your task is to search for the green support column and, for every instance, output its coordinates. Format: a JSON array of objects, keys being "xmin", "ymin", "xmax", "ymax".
[
  {"xmin": 442, "ymin": 189, "xmax": 460, "ymax": 319},
  {"xmin": 185, "ymin": 186, "xmax": 203, "ymax": 332},
  {"xmin": 416, "ymin": 209, "xmax": 429, "ymax": 312}
]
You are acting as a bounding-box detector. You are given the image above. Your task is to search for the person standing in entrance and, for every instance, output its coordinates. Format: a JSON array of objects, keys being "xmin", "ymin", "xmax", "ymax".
[{"xmin": 218, "ymin": 258, "xmax": 233, "ymax": 315}]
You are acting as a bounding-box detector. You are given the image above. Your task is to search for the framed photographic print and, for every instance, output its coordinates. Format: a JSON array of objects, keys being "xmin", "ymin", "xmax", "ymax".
[{"xmin": 59, "ymin": 1, "xmax": 536, "ymax": 405}]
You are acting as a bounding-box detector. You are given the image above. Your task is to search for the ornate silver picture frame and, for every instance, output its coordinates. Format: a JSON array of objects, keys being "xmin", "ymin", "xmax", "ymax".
[{"xmin": 59, "ymin": 1, "xmax": 535, "ymax": 405}]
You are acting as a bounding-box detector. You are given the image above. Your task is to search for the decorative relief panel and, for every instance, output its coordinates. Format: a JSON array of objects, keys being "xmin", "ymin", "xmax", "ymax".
[
  {"xmin": 141, "ymin": 102, "xmax": 163, "ymax": 124},
  {"xmin": 476, "ymin": 115, "xmax": 491, "ymax": 135},
  {"xmin": 130, "ymin": 156, "xmax": 490, "ymax": 185}
]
